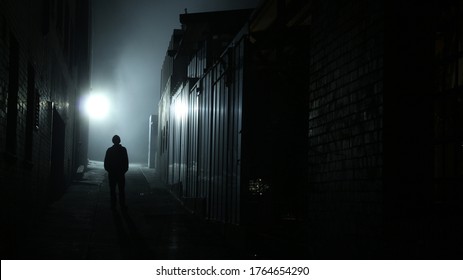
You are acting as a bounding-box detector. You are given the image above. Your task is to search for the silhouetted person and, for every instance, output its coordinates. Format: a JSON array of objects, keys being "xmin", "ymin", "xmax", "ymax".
[{"xmin": 104, "ymin": 135, "xmax": 129, "ymax": 209}]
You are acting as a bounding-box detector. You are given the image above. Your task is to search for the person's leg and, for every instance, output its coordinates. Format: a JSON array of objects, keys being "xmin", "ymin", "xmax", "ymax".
[
  {"xmin": 118, "ymin": 174, "xmax": 126, "ymax": 208},
  {"xmin": 108, "ymin": 173, "xmax": 117, "ymax": 208}
]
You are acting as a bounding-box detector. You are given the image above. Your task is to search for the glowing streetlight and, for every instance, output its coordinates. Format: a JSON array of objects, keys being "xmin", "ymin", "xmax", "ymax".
[
  {"xmin": 174, "ymin": 101, "xmax": 187, "ymax": 119},
  {"xmin": 84, "ymin": 94, "xmax": 110, "ymax": 120}
]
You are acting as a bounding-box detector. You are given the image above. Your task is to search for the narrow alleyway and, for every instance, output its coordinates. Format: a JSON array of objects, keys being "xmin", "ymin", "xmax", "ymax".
[{"xmin": 14, "ymin": 161, "xmax": 245, "ymax": 259}]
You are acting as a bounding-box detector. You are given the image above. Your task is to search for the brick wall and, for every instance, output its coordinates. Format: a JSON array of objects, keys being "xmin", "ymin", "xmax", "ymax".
[
  {"xmin": 1, "ymin": 0, "xmax": 91, "ymax": 257},
  {"xmin": 306, "ymin": 0, "xmax": 384, "ymax": 257},
  {"xmin": 0, "ymin": 13, "xmax": 8, "ymax": 153}
]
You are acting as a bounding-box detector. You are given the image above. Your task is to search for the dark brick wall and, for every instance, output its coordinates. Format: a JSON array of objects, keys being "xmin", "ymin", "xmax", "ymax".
[
  {"xmin": 382, "ymin": 0, "xmax": 463, "ymax": 258},
  {"xmin": 0, "ymin": 14, "xmax": 8, "ymax": 152},
  {"xmin": 306, "ymin": 0, "xmax": 384, "ymax": 257},
  {"xmin": 1, "ymin": 0, "xmax": 91, "ymax": 257}
]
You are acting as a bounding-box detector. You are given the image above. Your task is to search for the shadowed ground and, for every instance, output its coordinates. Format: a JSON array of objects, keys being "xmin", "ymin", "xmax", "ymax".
[{"xmin": 14, "ymin": 161, "xmax": 244, "ymax": 259}]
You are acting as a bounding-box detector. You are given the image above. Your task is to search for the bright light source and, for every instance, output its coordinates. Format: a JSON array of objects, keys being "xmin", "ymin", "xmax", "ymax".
[
  {"xmin": 85, "ymin": 94, "xmax": 110, "ymax": 120},
  {"xmin": 174, "ymin": 101, "xmax": 187, "ymax": 119}
]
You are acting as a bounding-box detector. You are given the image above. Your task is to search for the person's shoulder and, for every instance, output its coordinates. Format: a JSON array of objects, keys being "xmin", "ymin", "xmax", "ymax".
[
  {"xmin": 114, "ymin": 144, "xmax": 127, "ymax": 151},
  {"xmin": 107, "ymin": 145, "xmax": 118, "ymax": 153}
]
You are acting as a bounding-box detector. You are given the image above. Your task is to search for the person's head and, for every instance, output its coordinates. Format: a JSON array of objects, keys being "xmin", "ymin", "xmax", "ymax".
[{"xmin": 112, "ymin": 135, "xmax": 121, "ymax": 144}]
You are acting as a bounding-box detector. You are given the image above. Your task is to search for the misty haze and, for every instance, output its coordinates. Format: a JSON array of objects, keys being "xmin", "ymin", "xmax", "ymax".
[
  {"xmin": 2, "ymin": 0, "xmax": 462, "ymax": 261},
  {"xmin": 89, "ymin": 0, "xmax": 258, "ymax": 163}
]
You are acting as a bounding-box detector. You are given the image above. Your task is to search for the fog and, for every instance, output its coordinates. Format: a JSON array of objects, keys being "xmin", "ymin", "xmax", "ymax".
[{"xmin": 89, "ymin": 0, "xmax": 260, "ymax": 163}]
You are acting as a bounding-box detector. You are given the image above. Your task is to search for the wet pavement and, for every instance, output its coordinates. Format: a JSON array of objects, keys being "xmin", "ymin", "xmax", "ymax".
[{"xmin": 13, "ymin": 161, "xmax": 246, "ymax": 259}]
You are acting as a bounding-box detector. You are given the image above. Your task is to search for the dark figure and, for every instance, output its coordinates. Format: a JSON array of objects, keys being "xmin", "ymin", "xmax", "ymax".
[{"xmin": 104, "ymin": 135, "xmax": 129, "ymax": 209}]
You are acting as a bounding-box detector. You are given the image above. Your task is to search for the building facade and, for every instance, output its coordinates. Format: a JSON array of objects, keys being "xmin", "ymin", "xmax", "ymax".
[
  {"xmin": 1, "ymin": 0, "xmax": 92, "ymax": 257},
  {"xmin": 158, "ymin": 7, "xmax": 310, "ymax": 226},
  {"xmin": 158, "ymin": 0, "xmax": 462, "ymax": 258}
]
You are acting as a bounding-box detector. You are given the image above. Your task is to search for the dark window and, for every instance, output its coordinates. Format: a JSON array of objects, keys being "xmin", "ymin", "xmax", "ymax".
[
  {"xmin": 6, "ymin": 34, "xmax": 19, "ymax": 155},
  {"xmin": 433, "ymin": 1, "xmax": 463, "ymax": 203},
  {"xmin": 1, "ymin": 14, "xmax": 6, "ymax": 42},
  {"xmin": 63, "ymin": 2, "xmax": 70, "ymax": 54},
  {"xmin": 51, "ymin": 0, "xmax": 56, "ymax": 19},
  {"xmin": 25, "ymin": 63, "xmax": 35, "ymax": 161},
  {"xmin": 70, "ymin": 25, "xmax": 75, "ymax": 66},
  {"xmin": 57, "ymin": 0, "xmax": 63, "ymax": 37},
  {"xmin": 42, "ymin": 0, "xmax": 50, "ymax": 36}
]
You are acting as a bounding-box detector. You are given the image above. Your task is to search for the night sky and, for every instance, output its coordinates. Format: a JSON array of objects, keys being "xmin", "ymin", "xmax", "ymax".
[{"xmin": 89, "ymin": 0, "xmax": 260, "ymax": 163}]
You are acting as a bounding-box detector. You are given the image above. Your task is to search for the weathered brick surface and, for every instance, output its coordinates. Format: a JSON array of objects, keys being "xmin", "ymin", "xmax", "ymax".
[{"xmin": 306, "ymin": 0, "xmax": 384, "ymax": 256}]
